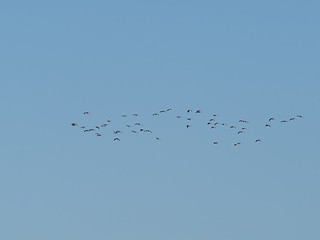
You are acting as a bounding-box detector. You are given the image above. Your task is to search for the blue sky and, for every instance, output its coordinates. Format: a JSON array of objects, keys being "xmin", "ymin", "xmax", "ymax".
[{"xmin": 1, "ymin": 1, "xmax": 320, "ymax": 239}]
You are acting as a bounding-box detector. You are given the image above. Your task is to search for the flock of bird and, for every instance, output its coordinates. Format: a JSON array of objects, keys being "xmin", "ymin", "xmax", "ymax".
[{"xmin": 71, "ymin": 109, "xmax": 303, "ymax": 146}]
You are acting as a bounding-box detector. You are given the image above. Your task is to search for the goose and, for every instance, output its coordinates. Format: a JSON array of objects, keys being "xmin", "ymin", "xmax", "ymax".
[
  {"xmin": 135, "ymin": 123, "xmax": 141, "ymax": 125},
  {"xmin": 114, "ymin": 138, "xmax": 120, "ymax": 141},
  {"xmin": 222, "ymin": 123, "xmax": 227, "ymax": 126},
  {"xmin": 187, "ymin": 118, "xmax": 192, "ymax": 120},
  {"xmin": 230, "ymin": 126, "xmax": 236, "ymax": 128},
  {"xmin": 241, "ymin": 127, "xmax": 247, "ymax": 130},
  {"xmin": 132, "ymin": 130, "xmax": 137, "ymax": 133},
  {"xmin": 89, "ymin": 129, "xmax": 95, "ymax": 131},
  {"xmin": 101, "ymin": 124, "xmax": 108, "ymax": 127},
  {"xmin": 145, "ymin": 130, "xmax": 152, "ymax": 133},
  {"xmin": 140, "ymin": 129, "xmax": 145, "ymax": 132},
  {"xmin": 71, "ymin": 123, "xmax": 78, "ymax": 127},
  {"xmin": 214, "ymin": 122, "xmax": 219, "ymax": 125},
  {"xmin": 234, "ymin": 142, "xmax": 240, "ymax": 146},
  {"xmin": 156, "ymin": 137, "xmax": 160, "ymax": 140},
  {"xmin": 213, "ymin": 142, "xmax": 218, "ymax": 144},
  {"xmin": 133, "ymin": 113, "xmax": 138, "ymax": 116},
  {"xmin": 238, "ymin": 131, "xmax": 243, "ymax": 134},
  {"xmin": 126, "ymin": 125, "xmax": 131, "ymax": 127},
  {"xmin": 209, "ymin": 119, "xmax": 215, "ymax": 121},
  {"xmin": 187, "ymin": 110, "xmax": 192, "ymax": 113},
  {"xmin": 255, "ymin": 139, "xmax": 261, "ymax": 143},
  {"xmin": 160, "ymin": 110, "xmax": 166, "ymax": 113},
  {"xmin": 289, "ymin": 118, "xmax": 295, "ymax": 121},
  {"xmin": 84, "ymin": 130, "xmax": 89, "ymax": 132},
  {"xmin": 265, "ymin": 124, "xmax": 271, "ymax": 127},
  {"xmin": 177, "ymin": 116, "xmax": 182, "ymax": 118},
  {"xmin": 196, "ymin": 110, "xmax": 202, "ymax": 113},
  {"xmin": 167, "ymin": 108, "xmax": 172, "ymax": 111},
  {"xmin": 211, "ymin": 126, "xmax": 216, "ymax": 129},
  {"xmin": 207, "ymin": 122, "xmax": 212, "ymax": 125},
  {"xmin": 81, "ymin": 126, "xmax": 86, "ymax": 129},
  {"xmin": 107, "ymin": 120, "xmax": 111, "ymax": 122},
  {"xmin": 186, "ymin": 125, "xmax": 191, "ymax": 128},
  {"xmin": 153, "ymin": 113, "xmax": 159, "ymax": 116},
  {"xmin": 84, "ymin": 112, "xmax": 89, "ymax": 115},
  {"xmin": 213, "ymin": 114, "xmax": 218, "ymax": 117},
  {"xmin": 269, "ymin": 118, "xmax": 275, "ymax": 121},
  {"xmin": 281, "ymin": 120, "xmax": 288, "ymax": 123},
  {"xmin": 95, "ymin": 126, "xmax": 100, "ymax": 129}
]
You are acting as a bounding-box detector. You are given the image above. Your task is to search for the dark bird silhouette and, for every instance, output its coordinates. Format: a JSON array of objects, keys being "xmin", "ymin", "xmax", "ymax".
[
  {"xmin": 213, "ymin": 142, "xmax": 218, "ymax": 144},
  {"xmin": 234, "ymin": 143, "xmax": 240, "ymax": 146},
  {"xmin": 96, "ymin": 133, "xmax": 102, "ymax": 137},
  {"xmin": 167, "ymin": 108, "xmax": 172, "ymax": 112},
  {"xmin": 177, "ymin": 116, "xmax": 182, "ymax": 118},
  {"xmin": 187, "ymin": 110, "xmax": 192, "ymax": 113},
  {"xmin": 84, "ymin": 112, "xmax": 89, "ymax": 115},
  {"xmin": 265, "ymin": 124, "xmax": 271, "ymax": 127},
  {"xmin": 156, "ymin": 137, "xmax": 160, "ymax": 140},
  {"xmin": 114, "ymin": 138, "xmax": 120, "ymax": 141},
  {"xmin": 133, "ymin": 113, "xmax": 138, "ymax": 116},
  {"xmin": 153, "ymin": 113, "xmax": 159, "ymax": 116},
  {"xmin": 186, "ymin": 125, "xmax": 191, "ymax": 128},
  {"xmin": 297, "ymin": 115, "xmax": 303, "ymax": 118},
  {"xmin": 255, "ymin": 139, "xmax": 261, "ymax": 143},
  {"xmin": 269, "ymin": 118, "xmax": 275, "ymax": 121},
  {"xmin": 230, "ymin": 126, "xmax": 236, "ymax": 128},
  {"xmin": 196, "ymin": 110, "xmax": 202, "ymax": 113},
  {"xmin": 289, "ymin": 118, "xmax": 295, "ymax": 121},
  {"xmin": 281, "ymin": 120, "xmax": 288, "ymax": 123},
  {"xmin": 71, "ymin": 123, "xmax": 78, "ymax": 127}
]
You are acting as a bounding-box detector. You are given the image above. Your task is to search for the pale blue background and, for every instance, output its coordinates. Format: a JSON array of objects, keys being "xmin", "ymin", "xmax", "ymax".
[{"xmin": 1, "ymin": 1, "xmax": 320, "ymax": 239}]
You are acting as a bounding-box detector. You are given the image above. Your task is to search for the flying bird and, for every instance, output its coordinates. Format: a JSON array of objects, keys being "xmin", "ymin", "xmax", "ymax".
[
  {"xmin": 84, "ymin": 112, "xmax": 89, "ymax": 115},
  {"xmin": 255, "ymin": 139, "xmax": 261, "ymax": 143},
  {"xmin": 96, "ymin": 133, "xmax": 102, "ymax": 137},
  {"xmin": 187, "ymin": 110, "xmax": 192, "ymax": 113},
  {"xmin": 281, "ymin": 120, "xmax": 288, "ymax": 123},
  {"xmin": 114, "ymin": 138, "xmax": 120, "ymax": 141},
  {"xmin": 186, "ymin": 125, "xmax": 191, "ymax": 128},
  {"xmin": 167, "ymin": 108, "xmax": 172, "ymax": 111},
  {"xmin": 133, "ymin": 113, "xmax": 138, "ymax": 116},
  {"xmin": 156, "ymin": 137, "xmax": 160, "ymax": 140},
  {"xmin": 153, "ymin": 113, "xmax": 159, "ymax": 116},
  {"xmin": 265, "ymin": 124, "xmax": 271, "ymax": 127},
  {"xmin": 230, "ymin": 126, "xmax": 236, "ymax": 128},
  {"xmin": 269, "ymin": 118, "xmax": 275, "ymax": 121},
  {"xmin": 213, "ymin": 142, "xmax": 218, "ymax": 144},
  {"xmin": 297, "ymin": 115, "xmax": 303, "ymax": 118},
  {"xmin": 289, "ymin": 118, "xmax": 295, "ymax": 121},
  {"xmin": 234, "ymin": 142, "xmax": 241, "ymax": 146},
  {"xmin": 71, "ymin": 123, "xmax": 78, "ymax": 127},
  {"xmin": 196, "ymin": 110, "xmax": 202, "ymax": 113}
]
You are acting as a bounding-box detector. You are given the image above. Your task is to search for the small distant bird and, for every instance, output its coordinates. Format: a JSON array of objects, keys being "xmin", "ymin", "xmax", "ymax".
[
  {"xmin": 133, "ymin": 113, "xmax": 138, "ymax": 116},
  {"xmin": 126, "ymin": 125, "xmax": 131, "ymax": 127},
  {"xmin": 187, "ymin": 118, "xmax": 192, "ymax": 120},
  {"xmin": 187, "ymin": 110, "xmax": 192, "ymax": 113},
  {"xmin": 113, "ymin": 130, "xmax": 122, "ymax": 134},
  {"xmin": 96, "ymin": 133, "xmax": 101, "ymax": 137},
  {"xmin": 214, "ymin": 122, "xmax": 219, "ymax": 125},
  {"xmin": 145, "ymin": 130, "xmax": 152, "ymax": 133},
  {"xmin": 213, "ymin": 114, "xmax": 218, "ymax": 117},
  {"xmin": 114, "ymin": 138, "xmax": 120, "ymax": 141},
  {"xmin": 186, "ymin": 125, "xmax": 191, "ymax": 128},
  {"xmin": 234, "ymin": 142, "xmax": 240, "ymax": 146},
  {"xmin": 230, "ymin": 126, "xmax": 236, "ymax": 128},
  {"xmin": 297, "ymin": 115, "xmax": 303, "ymax": 118},
  {"xmin": 167, "ymin": 108, "xmax": 172, "ymax": 111},
  {"xmin": 135, "ymin": 123, "xmax": 141, "ymax": 125},
  {"xmin": 84, "ymin": 130, "xmax": 89, "ymax": 132},
  {"xmin": 242, "ymin": 127, "xmax": 247, "ymax": 130},
  {"xmin": 95, "ymin": 126, "xmax": 100, "ymax": 129},
  {"xmin": 209, "ymin": 119, "xmax": 215, "ymax": 121},
  {"xmin": 71, "ymin": 123, "xmax": 78, "ymax": 127},
  {"xmin": 101, "ymin": 124, "xmax": 108, "ymax": 127},
  {"xmin": 81, "ymin": 126, "xmax": 86, "ymax": 129},
  {"xmin": 281, "ymin": 120, "xmax": 288, "ymax": 123},
  {"xmin": 89, "ymin": 129, "xmax": 95, "ymax": 131},
  {"xmin": 107, "ymin": 120, "xmax": 111, "ymax": 122},
  {"xmin": 196, "ymin": 110, "xmax": 202, "ymax": 113},
  {"xmin": 140, "ymin": 128, "xmax": 144, "ymax": 132},
  {"xmin": 160, "ymin": 110, "xmax": 166, "ymax": 113},
  {"xmin": 153, "ymin": 113, "xmax": 159, "ymax": 116},
  {"xmin": 213, "ymin": 142, "xmax": 218, "ymax": 144},
  {"xmin": 156, "ymin": 137, "xmax": 160, "ymax": 140},
  {"xmin": 289, "ymin": 118, "xmax": 295, "ymax": 121},
  {"xmin": 238, "ymin": 131, "xmax": 243, "ymax": 134},
  {"xmin": 132, "ymin": 130, "xmax": 137, "ymax": 133},
  {"xmin": 122, "ymin": 115, "xmax": 126, "ymax": 118},
  {"xmin": 211, "ymin": 126, "xmax": 216, "ymax": 129},
  {"xmin": 207, "ymin": 122, "xmax": 212, "ymax": 125},
  {"xmin": 255, "ymin": 139, "xmax": 261, "ymax": 143},
  {"xmin": 265, "ymin": 124, "xmax": 271, "ymax": 127},
  {"xmin": 222, "ymin": 123, "xmax": 227, "ymax": 126},
  {"xmin": 84, "ymin": 112, "xmax": 89, "ymax": 115},
  {"xmin": 269, "ymin": 118, "xmax": 275, "ymax": 121},
  {"xmin": 177, "ymin": 116, "xmax": 182, "ymax": 118}
]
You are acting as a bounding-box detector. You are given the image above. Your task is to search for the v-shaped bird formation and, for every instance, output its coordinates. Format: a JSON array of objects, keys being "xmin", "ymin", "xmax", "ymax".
[{"xmin": 71, "ymin": 109, "xmax": 303, "ymax": 146}]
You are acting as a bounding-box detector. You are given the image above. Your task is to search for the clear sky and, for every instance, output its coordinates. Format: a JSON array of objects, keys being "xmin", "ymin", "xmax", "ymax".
[{"xmin": 1, "ymin": 1, "xmax": 320, "ymax": 239}]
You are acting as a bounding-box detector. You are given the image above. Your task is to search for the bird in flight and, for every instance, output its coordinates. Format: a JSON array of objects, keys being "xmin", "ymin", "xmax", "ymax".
[
  {"xmin": 71, "ymin": 123, "xmax": 78, "ymax": 126},
  {"xmin": 234, "ymin": 143, "xmax": 241, "ymax": 146},
  {"xmin": 133, "ymin": 113, "xmax": 138, "ymax": 116},
  {"xmin": 255, "ymin": 139, "xmax": 261, "ymax": 143},
  {"xmin": 281, "ymin": 120, "xmax": 288, "ymax": 123},
  {"xmin": 269, "ymin": 118, "xmax": 275, "ymax": 121},
  {"xmin": 84, "ymin": 112, "xmax": 89, "ymax": 115},
  {"xmin": 196, "ymin": 110, "xmax": 202, "ymax": 113},
  {"xmin": 265, "ymin": 124, "xmax": 271, "ymax": 127},
  {"xmin": 213, "ymin": 142, "xmax": 218, "ymax": 144},
  {"xmin": 114, "ymin": 138, "xmax": 120, "ymax": 141},
  {"xmin": 187, "ymin": 125, "xmax": 191, "ymax": 128},
  {"xmin": 96, "ymin": 133, "xmax": 102, "ymax": 137},
  {"xmin": 187, "ymin": 110, "xmax": 192, "ymax": 113}
]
